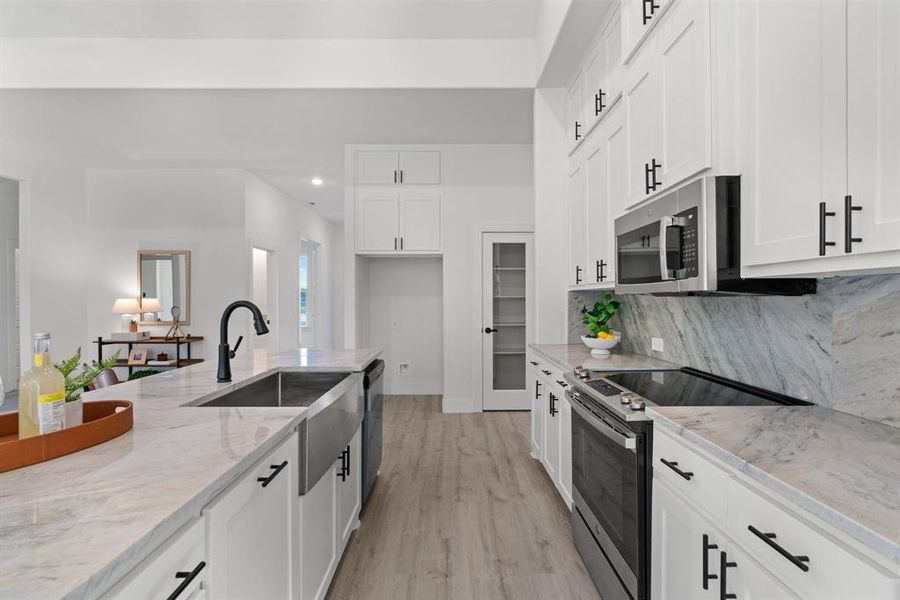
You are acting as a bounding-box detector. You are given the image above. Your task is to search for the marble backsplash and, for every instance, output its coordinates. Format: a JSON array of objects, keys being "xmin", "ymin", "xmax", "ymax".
[{"xmin": 568, "ymin": 274, "xmax": 900, "ymax": 428}]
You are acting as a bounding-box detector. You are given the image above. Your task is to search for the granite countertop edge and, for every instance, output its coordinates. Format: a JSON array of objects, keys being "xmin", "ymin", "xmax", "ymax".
[{"xmin": 528, "ymin": 343, "xmax": 678, "ymax": 372}]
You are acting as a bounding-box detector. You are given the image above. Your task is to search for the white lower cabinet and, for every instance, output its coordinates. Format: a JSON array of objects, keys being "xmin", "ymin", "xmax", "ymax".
[
  {"xmin": 653, "ymin": 427, "xmax": 900, "ymax": 600},
  {"xmin": 101, "ymin": 519, "xmax": 207, "ymax": 600},
  {"xmin": 557, "ymin": 385, "xmax": 573, "ymax": 508},
  {"xmin": 204, "ymin": 432, "xmax": 298, "ymax": 600},
  {"xmin": 298, "ymin": 462, "xmax": 337, "ymax": 600},
  {"xmin": 541, "ymin": 383, "xmax": 561, "ymax": 484},
  {"xmin": 529, "ymin": 352, "xmax": 572, "ymax": 511},
  {"xmin": 528, "ymin": 363, "xmax": 544, "ymax": 459},
  {"xmin": 336, "ymin": 427, "xmax": 362, "ymax": 549}
]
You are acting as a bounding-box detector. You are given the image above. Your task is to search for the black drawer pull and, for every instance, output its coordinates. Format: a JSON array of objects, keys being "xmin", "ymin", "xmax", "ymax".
[
  {"xmin": 660, "ymin": 458, "xmax": 694, "ymax": 481},
  {"xmin": 575, "ymin": 121, "xmax": 582, "ymax": 141},
  {"xmin": 748, "ymin": 525, "xmax": 810, "ymax": 571},
  {"xmin": 719, "ymin": 552, "xmax": 737, "ymax": 600},
  {"xmin": 529, "ymin": 361, "xmax": 539, "ymax": 366},
  {"xmin": 644, "ymin": 162, "xmax": 652, "ymax": 194},
  {"xmin": 549, "ymin": 393, "xmax": 558, "ymax": 417},
  {"xmin": 844, "ymin": 195, "xmax": 863, "ymax": 253},
  {"xmin": 702, "ymin": 534, "xmax": 718, "ymax": 590},
  {"xmin": 650, "ymin": 158, "xmax": 662, "ymax": 190},
  {"xmin": 167, "ymin": 561, "xmax": 206, "ymax": 600},
  {"xmin": 257, "ymin": 460, "xmax": 288, "ymax": 488},
  {"xmin": 818, "ymin": 202, "xmax": 837, "ymax": 255},
  {"xmin": 556, "ymin": 380, "xmax": 568, "ymax": 388},
  {"xmin": 542, "ymin": 369, "xmax": 552, "ymax": 376},
  {"xmin": 596, "ymin": 259, "xmax": 607, "ymax": 282},
  {"xmin": 535, "ymin": 380, "xmax": 542, "ymax": 399},
  {"xmin": 575, "ymin": 264, "xmax": 583, "ymax": 285}
]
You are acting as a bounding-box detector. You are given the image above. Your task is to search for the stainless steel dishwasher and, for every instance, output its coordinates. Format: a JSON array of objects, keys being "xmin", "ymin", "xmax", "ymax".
[{"xmin": 361, "ymin": 360, "xmax": 384, "ymax": 505}]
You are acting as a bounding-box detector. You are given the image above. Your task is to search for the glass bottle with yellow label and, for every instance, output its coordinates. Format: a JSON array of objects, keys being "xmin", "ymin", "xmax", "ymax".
[{"xmin": 18, "ymin": 333, "xmax": 66, "ymax": 439}]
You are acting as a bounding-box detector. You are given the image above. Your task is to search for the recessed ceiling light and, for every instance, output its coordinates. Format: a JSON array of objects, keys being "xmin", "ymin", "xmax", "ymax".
[{"xmin": 311, "ymin": 177, "xmax": 323, "ymax": 186}]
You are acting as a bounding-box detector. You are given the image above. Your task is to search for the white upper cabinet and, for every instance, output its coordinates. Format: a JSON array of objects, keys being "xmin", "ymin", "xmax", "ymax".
[
  {"xmin": 356, "ymin": 188, "xmax": 401, "ymax": 252},
  {"xmin": 657, "ymin": 0, "xmax": 712, "ymax": 193},
  {"xmin": 357, "ymin": 150, "xmax": 440, "ymax": 185},
  {"xmin": 567, "ymin": 72, "xmax": 586, "ymax": 154},
  {"xmin": 586, "ymin": 102, "xmax": 624, "ymax": 287},
  {"xmin": 623, "ymin": 44, "xmax": 663, "ymax": 209},
  {"xmin": 622, "ymin": 0, "xmax": 674, "ymax": 64},
  {"xmin": 357, "ymin": 151, "xmax": 399, "ymax": 185},
  {"xmin": 583, "ymin": 6, "xmax": 625, "ymax": 135},
  {"xmin": 567, "ymin": 157, "xmax": 588, "ymax": 285},
  {"xmin": 847, "ymin": 0, "xmax": 900, "ymax": 257},
  {"xmin": 399, "ymin": 188, "xmax": 441, "ymax": 251}
]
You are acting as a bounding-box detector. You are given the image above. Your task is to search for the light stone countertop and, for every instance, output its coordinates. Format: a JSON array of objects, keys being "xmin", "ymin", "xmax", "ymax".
[
  {"xmin": 0, "ymin": 348, "xmax": 381, "ymax": 600},
  {"xmin": 648, "ymin": 405, "xmax": 900, "ymax": 569},
  {"xmin": 529, "ymin": 343, "xmax": 679, "ymax": 373}
]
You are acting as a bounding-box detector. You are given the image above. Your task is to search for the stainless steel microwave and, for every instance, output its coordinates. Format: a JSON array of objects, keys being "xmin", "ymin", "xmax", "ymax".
[{"xmin": 613, "ymin": 176, "xmax": 816, "ymax": 295}]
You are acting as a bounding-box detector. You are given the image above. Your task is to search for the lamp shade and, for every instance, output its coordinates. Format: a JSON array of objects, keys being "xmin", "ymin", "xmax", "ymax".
[
  {"xmin": 112, "ymin": 298, "xmax": 141, "ymax": 314},
  {"xmin": 141, "ymin": 298, "xmax": 162, "ymax": 313}
]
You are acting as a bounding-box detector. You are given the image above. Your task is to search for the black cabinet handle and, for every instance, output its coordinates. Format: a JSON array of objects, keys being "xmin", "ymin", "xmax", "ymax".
[
  {"xmin": 719, "ymin": 552, "xmax": 737, "ymax": 600},
  {"xmin": 642, "ymin": 0, "xmax": 660, "ymax": 25},
  {"xmin": 596, "ymin": 259, "xmax": 608, "ymax": 282},
  {"xmin": 594, "ymin": 89, "xmax": 606, "ymax": 116},
  {"xmin": 644, "ymin": 162, "xmax": 652, "ymax": 194},
  {"xmin": 400, "ymin": 237, "xmax": 404, "ymax": 250},
  {"xmin": 338, "ymin": 446, "xmax": 349, "ymax": 482},
  {"xmin": 575, "ymin": 265, "xmax": 583, "ymax": 285},
  {"xmin": 575, "ymin": 121, "xmax": 582, "ymax": 141},
  {"xmin": 400, "ymin": 170, "xmax": 404, "ymax": 183},
  {"xmin": 530, "ymin": 361, "xmax": 539, "ymax": 366},
  {"xmin": 167, "ymin": 561, "xmax": 206, "ymax": 600},
  {"xmin": 394, "ymin": 237, "xmax": 398, "ymax": 250},
  {"xmin": 660, "ymin": 458, "xmax": 694, "ymax": 481},
  {"xmin": 844, "ymin": 195, "xmax": 862, "ymax": 253},
  {"xmin": 555, "ymin": 380, "xmax": 569, "ymax": 388},
  {"xmin": 344, "ymin": 445, "xmax": 351, "ymax": 478},
  {"xmin": 257, "ymin": 461, "xmax": 288, "ymax": 488},
  {"xmin": 542, "ymin": 369, "xmax": 552, "ymax": 376},
  {"xmin": 702, "ymin": 534, "xmax": 719, "ymax": 590},
  {"xmin": 650, "ymin": 158, "xmax": 662, "ymax": 190},
  {"xmin": 394, "ymin": 170, "xmax": 398, "ymax": 183},
  {"xmin": 549, "ymin": 392, "xmax": 558, "ymax": 417},
  {"xmin": 535, "ymin": 380, "xmax": 542, "ymax": 399},
  {"xmin": 818, "ymin": 202, "xmax": 836, "ymax": 256},
  {"xmin": 747, "ymin": 525, "xmax": 810, "ymax": 571},
  {"xmin": 484, "ymin": 327, "xmax": 498, "ymax": 334}
]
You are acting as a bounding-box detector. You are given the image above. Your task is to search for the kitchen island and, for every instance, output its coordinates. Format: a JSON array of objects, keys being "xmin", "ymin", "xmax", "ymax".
[{"xmin": 0, "ymin": 348, "xmax": 381, "ymax": 600}]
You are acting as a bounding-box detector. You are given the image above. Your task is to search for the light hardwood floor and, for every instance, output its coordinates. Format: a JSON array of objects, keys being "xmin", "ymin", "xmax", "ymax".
[{"xmin": 326, "ymin": 395, "xmax": 601, "ymax": 600}]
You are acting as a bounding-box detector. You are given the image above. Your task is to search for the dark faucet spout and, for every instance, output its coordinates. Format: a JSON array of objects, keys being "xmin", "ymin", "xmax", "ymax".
[{"xmin": 217, "ymin": 300, "xmax": 270, "ymax": 383}]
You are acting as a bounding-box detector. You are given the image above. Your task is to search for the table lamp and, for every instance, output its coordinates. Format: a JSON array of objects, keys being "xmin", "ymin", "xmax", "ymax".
[
  {"xmin": 140, "ymin": 298, "xmax": 162, "ymax": 322},
  {"xmin": 112, "ymin": 298, "xmax": 141, "ymax": 332}
]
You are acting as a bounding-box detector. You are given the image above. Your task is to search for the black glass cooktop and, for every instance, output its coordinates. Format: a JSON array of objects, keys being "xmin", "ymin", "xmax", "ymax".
[{"xmin": 589, "ymin": 368, "xmax": 811, "ymax": 408}]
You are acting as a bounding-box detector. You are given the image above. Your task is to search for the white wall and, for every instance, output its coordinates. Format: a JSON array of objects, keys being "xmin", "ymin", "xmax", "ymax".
[
  {"xmin": 344, "ymin": 144, "xmax": 535, "ymax": 412},
  {"xmin": 85, "ymin": 169, "xmax": 248, "ymax": 363},
  {"xmin": 367, "ymin": 257, "xmax": 443, "ymax": 395},
  {"xmin": 0, "ymin": 178, "xmax": 19, "ymax": 388}
]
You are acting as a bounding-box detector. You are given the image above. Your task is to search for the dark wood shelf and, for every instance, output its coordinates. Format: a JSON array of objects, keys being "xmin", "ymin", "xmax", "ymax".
[
  {"xmin": 113, "ymin": 358, "xmax": 204, "ymax": 368},
  {"xmin": 94, "ymin": 335, "xmax": 204, "ymax": 375},
  {"xmin": 93, "ymin": 336, "xmax": 204, "ymax": 345}
]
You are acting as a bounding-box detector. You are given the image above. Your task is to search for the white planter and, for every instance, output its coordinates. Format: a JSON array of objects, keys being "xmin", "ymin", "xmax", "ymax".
[
  {"xmin": 65, "ymin": 398, "xmax": 83, "ymax": 428},
  {"xmin": 581, "ymin": 332, "xmax": 622, "ymax": 356}
]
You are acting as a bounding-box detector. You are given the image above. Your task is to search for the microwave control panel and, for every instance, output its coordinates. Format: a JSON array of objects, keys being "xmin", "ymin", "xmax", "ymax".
[{"xmin": 677, "ymin": 207, "xmax": 699, "ymax": 278}]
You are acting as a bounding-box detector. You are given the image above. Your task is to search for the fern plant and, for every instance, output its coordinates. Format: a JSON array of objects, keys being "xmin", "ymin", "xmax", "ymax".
[
  {"xmin": 581, "ymin": 293, "xmax": 621, "ymax": 336},
  {"xmin": 55, "ymin": 347, "xmax": 121, "ymax": 402}
]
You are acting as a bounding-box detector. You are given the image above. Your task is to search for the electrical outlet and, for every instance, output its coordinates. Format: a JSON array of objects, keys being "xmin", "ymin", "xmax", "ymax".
[
  {"xmin": 651, "ymin": 337, "xmax": 665, "ymax": 353},
  {"xmin": 398, "ymin": 362, "xmax": 410, "ymax": 374}
]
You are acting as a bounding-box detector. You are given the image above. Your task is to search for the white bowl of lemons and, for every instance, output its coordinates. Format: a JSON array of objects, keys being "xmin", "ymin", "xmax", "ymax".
[{"xmin": 581, "ymin": 330, "xmax": 621, "ymax": 356}]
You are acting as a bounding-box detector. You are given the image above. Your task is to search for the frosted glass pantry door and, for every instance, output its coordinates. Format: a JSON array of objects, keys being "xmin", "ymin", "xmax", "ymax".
[{"xmin": 481, "ymin": 232, "xmax": 534, "ymax": 411}]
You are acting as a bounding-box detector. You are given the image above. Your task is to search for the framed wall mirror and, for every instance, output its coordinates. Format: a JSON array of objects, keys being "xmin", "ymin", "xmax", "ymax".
[{"xmin": 138, "ymin": 250, "xmax": 191, "ymax": 325}]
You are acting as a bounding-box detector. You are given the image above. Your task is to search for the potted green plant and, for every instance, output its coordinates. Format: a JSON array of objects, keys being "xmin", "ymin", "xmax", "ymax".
[
  {"xmin": 56, "ymin": 348, "xmax": 121, "ymax": 427},
  {"xmin": 580, "ymin": 293, "xmax": 622, "ymax": 356}
]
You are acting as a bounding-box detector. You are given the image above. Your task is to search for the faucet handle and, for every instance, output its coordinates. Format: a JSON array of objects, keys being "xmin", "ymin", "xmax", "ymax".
[{"xmin": 229, "ymin": 335, "xmax": 244, "ymax": 358}]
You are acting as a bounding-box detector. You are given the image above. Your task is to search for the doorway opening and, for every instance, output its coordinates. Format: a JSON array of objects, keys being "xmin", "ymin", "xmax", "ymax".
[
  {"xmin": 299, "ymin": 239, "xmax": 320, "ymax": 349},
  {"xmin": 251, "ymin": 246, "xmax": 277, "ymax": 351},
  {"xmin": 1, "ymin": 177, "xmax": 21, "ymax": 411}
]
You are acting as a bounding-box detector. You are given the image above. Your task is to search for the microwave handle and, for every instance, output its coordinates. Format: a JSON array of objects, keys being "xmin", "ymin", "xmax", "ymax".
[{"xmin": 659, "ymin": 216, "xmax": 684, "ymax": 281}]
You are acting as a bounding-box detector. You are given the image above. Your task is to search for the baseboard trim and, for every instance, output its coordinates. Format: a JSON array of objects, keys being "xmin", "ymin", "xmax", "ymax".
[{"xmin": 384, "ymin": 382, "xmax": 442, "ymax": 395}]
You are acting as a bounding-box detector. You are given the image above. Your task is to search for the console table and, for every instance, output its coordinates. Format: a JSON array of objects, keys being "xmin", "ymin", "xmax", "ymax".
[{"xmin": 93, "ymin": 336, "xmax": 204, "ymax": 377}]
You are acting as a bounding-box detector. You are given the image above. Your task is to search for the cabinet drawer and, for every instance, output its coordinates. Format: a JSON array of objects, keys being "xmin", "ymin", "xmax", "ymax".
[
  {"xmin": 652, "ymin": 427, "xmax": 729, "ymax": 524},
  {"xmin": 726, "ymin": 477, "xmax": 899, "ymax": 600},
  {"xmin": 102, "ymin": 519, "xmax": 206, "ymax": 600}
]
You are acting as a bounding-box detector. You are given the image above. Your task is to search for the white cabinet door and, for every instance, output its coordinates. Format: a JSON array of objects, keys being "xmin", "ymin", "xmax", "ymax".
[
  {"xmin": 356, "ymin": 188, "xmax": 400, "ymax": 252},
  {"xmin": 604, "ymin": 6, "xmax": 625, "ymax": 107},
  {"xmin": 651, "ymin": 479, "xmax": 718, "ymax": 600},
  {"xmin": 101, "ymin": 519, "xmax": 207, "ymax": 600},
  {"xmin": 299, "ymin": 465, "xmax": 337, "ymax": 600},
  {"xmin": 529, "ymin": 365, "xmax": 544, "ymax": 459},
  {"xmin": 584, "ymin": 46, "xmax": 607, "ymax": 133},
  {"xmin": 398, "ymin": 151, "xmax": 441, "ymax": 185},
  {"xmin": 621, "ymin": 0, "xmax": 673, "ymax": 64},
  {"xmin": 739, "ymin": 0, "xmax": 846, "ymax": 268},
  {"xmin": 585, "ymin": 105, "xmax": 621, "ymax": 286},
  {"xmin": 558, "ymin": 387, "xmax": 572, "ymax": 509},
  {"xmin": 567, "ymin": 158, "xmax": 588, "ymax": 285},
  {"xmin": 603, "ymin": 102, "xmax": 629, "ymax": 222},
  {"xmin": 205, "ymin": 433, "xmax": 296, "ymax": 600},
  {"xmin": 567, "ymin": 72, "xmax": 586, "ymax": 153},
  {"xmin": 658, "ymin": 0, "xmax": 712, "ymax": 191},
  {"xmin": 847, "ymin": 0, "xmax": 900, "ymax": 257},
  {"xmin": 541, "ymin": 385, "xmax": 561, "ymax": 482},
  {"xmin": 357, "ymin": 151, "xmax": 399, "ymax": 185},
  {"xmin": 721, "ymin": 543, "xmax": 800, "ymax": 600},
  {"xmin": 398, "ymin": 188, "xmax": 441, "ymax": 251},
  {"xmin": 624, "ymin": 45, "xmax": 663, "ymax": 209},
  {"xmin": 336, "ymin": 426, "xmax": 362, "ymax": 550}
]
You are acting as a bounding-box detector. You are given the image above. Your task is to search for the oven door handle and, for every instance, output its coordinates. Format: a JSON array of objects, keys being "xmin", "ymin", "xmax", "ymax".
[
  {"xmin": 567, "ymin": 391, "xmax": 637, "ymax": 452},
  {"xmin": 659, "ymin": 216, "xmax": 684, "ymax": 281}
]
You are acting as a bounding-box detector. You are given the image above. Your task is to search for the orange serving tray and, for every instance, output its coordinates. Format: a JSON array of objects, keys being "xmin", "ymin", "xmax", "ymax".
[{"xmin": 0, "ymin": 400, "xmax": 134, "ymax": 473}]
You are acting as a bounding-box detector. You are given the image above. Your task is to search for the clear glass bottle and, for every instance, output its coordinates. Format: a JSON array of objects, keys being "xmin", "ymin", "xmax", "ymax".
[{"xmin": 18, "ymin": 333, "xmax": 66, "ymax": 439}]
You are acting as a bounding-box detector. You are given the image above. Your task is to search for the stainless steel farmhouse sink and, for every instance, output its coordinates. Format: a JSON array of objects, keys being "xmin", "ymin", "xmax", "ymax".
[{"xmin": 192, "ymin": 370, "xmax": 364, "ymax": 494}]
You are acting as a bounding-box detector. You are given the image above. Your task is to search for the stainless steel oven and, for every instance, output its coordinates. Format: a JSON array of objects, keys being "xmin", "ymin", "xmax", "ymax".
[
  {"xmin": 614, "ymin": 176, "xmax": 816, "ymax": 295},
  {"xmin": 567, "ymin": 387, "xmax": 651, "ymax": 600}
]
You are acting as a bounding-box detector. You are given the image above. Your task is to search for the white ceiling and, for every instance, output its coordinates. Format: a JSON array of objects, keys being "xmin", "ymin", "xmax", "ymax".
[
  {"xmin": 0, "ymin": 89, "xmax": 533, "ymax": 222},
  {"xmin": 0, "ymin": 0, "xmax": 540, "ymax": 39}
]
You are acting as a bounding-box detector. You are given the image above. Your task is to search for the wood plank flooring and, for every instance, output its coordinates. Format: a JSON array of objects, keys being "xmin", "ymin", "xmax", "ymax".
[{"xmin": 326, "ymin": 395, "xmax": 601, "ymax": 600}]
